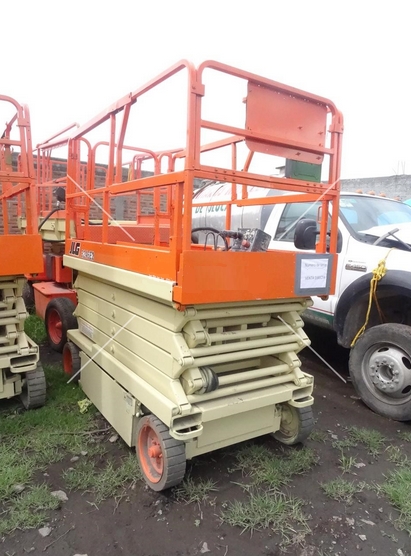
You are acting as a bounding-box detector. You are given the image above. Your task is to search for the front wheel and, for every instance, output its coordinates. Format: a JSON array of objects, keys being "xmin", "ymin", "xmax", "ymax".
[
  {"xmin": 136, "ymin": 415, "xmax": 186, "ymax": 491},
  {"xmin": 20, "ymin": 363, "xmax": 47, "ymax": 409},
  {"xmin": 273, "ymin": 403, "xmax": 314, "ymax": 445},
  {"xmin": 349, "ymin": 323, "xmax": 411, "ymax": 421}
]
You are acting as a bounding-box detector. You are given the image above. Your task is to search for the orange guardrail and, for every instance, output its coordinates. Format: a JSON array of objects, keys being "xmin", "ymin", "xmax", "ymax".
[
  {"xmin": 0, "ymin": 95, "xmax": 43, "ymax": 275},
  {"xmin": 62, "ymin": 60, "xmax": 343, "ymax": 306}
]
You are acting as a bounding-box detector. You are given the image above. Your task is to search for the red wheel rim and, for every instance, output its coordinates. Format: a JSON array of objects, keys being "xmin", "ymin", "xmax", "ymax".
[
  {"xmin": 47, "ymin": 309, "xmax": 62, "ymax": 344},
  {"xmin": 138, "ymin": 422, "xmax": 163, "ymax": 483}
]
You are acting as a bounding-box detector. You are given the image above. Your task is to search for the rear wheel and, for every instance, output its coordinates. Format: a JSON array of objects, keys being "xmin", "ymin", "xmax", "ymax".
[
  {"xmin": 136, "ymin": 414, "xmax": 186, "ymax": 491},
  {"xmin": 273, "ymin": 403, "xmax": 314, "ymax": 445},
  {"xmin": 20, "ymin": 363, "xmax": 46, "ymax": 409},
  {"xmin": 349, "ymin": 323, "xmax": 411, "ymax": 421},
  {"xmin": 45, "ymin": 297, "xmax": 77, "ymax": 352},
  {"xmin": 22, "ymin": 281, "xmax": 35, "ymax": 312},
  {"xmin": 63, "ymin": 341, "xmax": 81, "ymax": 382}
]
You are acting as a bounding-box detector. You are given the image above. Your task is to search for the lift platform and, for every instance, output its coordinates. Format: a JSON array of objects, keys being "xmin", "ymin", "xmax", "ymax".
[{"xmin": 60, "ymin": 60, "xmax": 343, "ymax": 490}]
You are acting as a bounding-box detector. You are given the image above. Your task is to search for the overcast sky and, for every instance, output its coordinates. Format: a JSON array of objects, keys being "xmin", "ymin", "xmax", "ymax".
[{"xmin": 2, "ymin": 0, "xmax": 410, "ymax": 180}]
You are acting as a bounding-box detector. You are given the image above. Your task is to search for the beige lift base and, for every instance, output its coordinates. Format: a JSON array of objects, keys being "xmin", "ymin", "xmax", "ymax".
[
  {"xmin": 0, "ymin": 276, "xmax": 46, "ymax": 409},
  {"xmin": 65, "ymin": 259, "xmax": 315, "ymax": 489}
]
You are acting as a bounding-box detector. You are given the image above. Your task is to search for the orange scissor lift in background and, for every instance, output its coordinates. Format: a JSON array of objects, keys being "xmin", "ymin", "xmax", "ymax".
[
  {"xmin": 0, "ymin": 96, "xmax": 46, "ymax": 409},
  {"xmin": 21, "ymin": 125, "xmax": 79, "ymax": 352},
  {"xmin": 60, "ymin": 60, "xmax": 343, "ymax": 490}
]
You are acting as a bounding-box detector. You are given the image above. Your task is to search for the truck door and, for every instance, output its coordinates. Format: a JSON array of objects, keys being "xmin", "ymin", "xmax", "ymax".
[{"xmin": 266, "ymin": 200, "xmax": 343, "ymax": 329}]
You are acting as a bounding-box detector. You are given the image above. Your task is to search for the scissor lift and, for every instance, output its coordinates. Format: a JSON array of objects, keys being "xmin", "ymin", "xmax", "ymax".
[
  {"xmin": 20, "ymin": 125, "xmax": 79, "ymax": 352},
  {"xmin": 61, "ymin": 60, "xmax": 343, "ymax": 490},
  {"xmin": 0, "ymin": 95, "xmax": 45, "ymax": 408}
]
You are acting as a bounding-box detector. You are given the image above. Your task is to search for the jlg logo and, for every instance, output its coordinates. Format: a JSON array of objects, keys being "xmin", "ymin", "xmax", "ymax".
[{"xmin": 69, "ymin": 241, "xmax": 81, "ymax": 256}]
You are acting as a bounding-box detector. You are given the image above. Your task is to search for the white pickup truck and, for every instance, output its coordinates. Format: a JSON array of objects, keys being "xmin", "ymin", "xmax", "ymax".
[{"xmin": 193, "ymin": 184, "xmax": 411, "ymax": 421}]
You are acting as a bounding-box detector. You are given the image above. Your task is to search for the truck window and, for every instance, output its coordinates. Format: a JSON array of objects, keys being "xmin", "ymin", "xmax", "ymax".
[
  {"xmin": 340, "ymin": 195, "xmax": 411, "ymax": 234},
  {"xmin": 275, "ymin": 202, "xmax": 320, "ymax": 241}
]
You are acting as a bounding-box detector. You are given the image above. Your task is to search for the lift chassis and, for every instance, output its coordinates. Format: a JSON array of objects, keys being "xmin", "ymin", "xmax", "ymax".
[{"xmin": 61, "ymin": 60, "xmax": 343, "ymax": 490}]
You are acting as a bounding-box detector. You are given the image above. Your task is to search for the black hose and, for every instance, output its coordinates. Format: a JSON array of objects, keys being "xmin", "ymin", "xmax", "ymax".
[
  {"xmin": 38, "ymin": 207, "xmax": 61, "ymax": 231},
  {"xmin": 191, "ymin": 227, "xmax": 229, "ymax": 250}
]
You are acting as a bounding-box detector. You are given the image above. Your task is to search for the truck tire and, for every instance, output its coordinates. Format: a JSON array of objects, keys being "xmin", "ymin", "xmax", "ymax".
[
  {"xmin": 45, "ymin": 297, "xmax": 77, "ymax": 353},
  {"xmin": 349, "ymin": 323, "xmax": 411, "ymax": 421}
]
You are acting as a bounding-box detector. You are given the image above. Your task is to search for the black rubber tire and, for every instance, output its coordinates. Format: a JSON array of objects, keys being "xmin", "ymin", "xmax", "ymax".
[
  {"xmin": 45, "ymin": 297, "xmax": 77, "ymax": 353},
  {"xmin": 20, "ymin": 363, "xmax": 47, "ymax": 409},
  {"xmin": 273, "ymin": 403, "xmax": 314, "ymax": 445},
  {"xmin": 136, "ymin": 414, "xmax": 186, "ymax": 491},
  {"xmin": 22, "ymin": 281, "xmax": 35, "ymax": 313},
  {"xmin": 349, "ymin": 323, "xmax": 411, "ymax": 421},
  {"xmin": 63, "ymin": 341, "xmax": 81, "ymax": 383}
]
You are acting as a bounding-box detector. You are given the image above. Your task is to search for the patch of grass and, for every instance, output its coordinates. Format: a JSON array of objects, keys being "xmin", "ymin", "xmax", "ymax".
[
  {"xmin": 309, "ymin": 430, "xmax": 328, "ymax": 443},
  {"xmin": 235, "ymin": 444, "xmax": 318, "ymax": 490},
  {"xmin": 24, "ymin": 314, "xmax": 47, "ymax": 344},
  {"xmin": 385, "ymin": 445, "xmax": 409, "ymax": 467},
  {"xmin": 321, "ymin": 477, "xmax": 366, "ymax": 504},
  {"xmin": 221, "ymin": 489, "xmax": 310, "ymax": 541},
  {"xmin": 348, "ymin": 426, "xmax": 386, "ymax": 456},
  {"xmin": 334, "ymin": 426, "xmax": 386, "ymax": 458},
  {"xmin": 380, "ymin": 467, "xmax": 411, "ymax": 534},
  {"xmin": 398, "ymin": 431, "xmax": 411, "ymax": 442},
  {"xmin": 0, "ymin": 484, "xmax": 61, "ymax": 535},
  {"xmin": 338, "ymin": 451, "xmax": 358, "ymax": 474},
  {"xmin": 174, "ymin": 477, "xmax": 218, "ymax": 504},
  {"xmin": 0, "ymin": 445, "xmax": 37, "ymax": 500},
  {"xmin": 332, "ymin": 438, "xmax": 357, "ymax": 451},
  {"xmin": 0, "ymin": 363, "xmax": 106, "ymax": 534},
  {"xmin": 63, "ymin": 454, "xmax": 142, "ymax": 503}
]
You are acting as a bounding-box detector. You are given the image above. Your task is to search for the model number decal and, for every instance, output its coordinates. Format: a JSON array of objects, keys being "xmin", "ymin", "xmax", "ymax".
[
  {"xmin": 69, "ymin": 242, "xmax": 94, "ymax": 261},
  {"xmin": 81, "ymin": 250, "xmax": 95, "ymax": 261}
]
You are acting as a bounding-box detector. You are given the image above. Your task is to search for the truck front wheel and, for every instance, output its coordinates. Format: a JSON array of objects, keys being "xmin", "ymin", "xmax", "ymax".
[{"xmin": 349, "ymin": 323, "xmax": 411, "ymax": 421}]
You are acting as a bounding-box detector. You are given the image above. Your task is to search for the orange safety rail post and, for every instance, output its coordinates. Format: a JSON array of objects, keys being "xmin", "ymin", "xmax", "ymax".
[
  {"xmin": 0, "ymin": 95, "xmax": 43, "ymax": 276},
  {"xmin": 63, "ymin": 60, "xmax": 343, "ymax": 308},
  {"xmin": 35, "ymin": 123, "xmax": 79, "ymax": 218}
]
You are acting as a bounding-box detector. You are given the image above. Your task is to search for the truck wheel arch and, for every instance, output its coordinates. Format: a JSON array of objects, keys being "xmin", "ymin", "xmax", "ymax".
[{"xmin": 334, "ymin": 270, "xmax": 411, "ymax": 348}]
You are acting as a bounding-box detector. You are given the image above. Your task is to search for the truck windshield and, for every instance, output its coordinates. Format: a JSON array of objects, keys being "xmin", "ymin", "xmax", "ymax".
[{"xmin": 340, "ymin": 195, "xmax": 411, "ymax": 234}]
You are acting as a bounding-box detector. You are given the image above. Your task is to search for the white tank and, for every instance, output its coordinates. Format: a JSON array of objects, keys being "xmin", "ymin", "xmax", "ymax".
[{"xmin": 192, "ymin": 181, "xmax": 284, "ymax": 232}]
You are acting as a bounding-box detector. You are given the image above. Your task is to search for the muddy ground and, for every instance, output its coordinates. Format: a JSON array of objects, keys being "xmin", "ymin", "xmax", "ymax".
[{"xmin": 2, "ymin": 326, "xmax": 411, "ymax": 556}]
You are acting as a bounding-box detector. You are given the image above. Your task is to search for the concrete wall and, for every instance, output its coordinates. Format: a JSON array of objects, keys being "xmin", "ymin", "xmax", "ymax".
[{"xmin": 341, "ymin": 174, "xmax": 411, "ymax": 201}]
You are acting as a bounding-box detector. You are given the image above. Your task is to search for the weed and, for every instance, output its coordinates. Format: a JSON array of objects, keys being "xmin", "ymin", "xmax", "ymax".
[
  {"xmin": 220, "ymin": 489, "xmax": 310, "ymax": 541},
  {"xmin": 0, "ymin": 484, "xmax": 60, "ymax": 535},
  {"xmin": 398, "ymin": 431, "xmax": 411, "ymax": 443},
  {"xmin": 320, "ymin": 477, "xmax": 366, "ymax": 504},
  {"xmin": 24, "ymin": 314, "xmax": 47, "ymax": 344},
  {"xmin": 385, "ymin": 445, "xmax": 409, "ymax": 467},
  {"xmin": 0, "ymin": 445, "xmax": 37, "ymax": 500},
  {"xmin": 346, "ymin": 426, "xmax": 386, "ymax": 457},
  {"xmin": 309, "ymin": 430, "xmax": 328, "ymax": 443},
  {"xmin": 234, "ymin": 444, "xmax": 318, "ymax": 490},
  {"xmin": 174, "ymin": 477, "xmax": 218, "ymax": 504},
  {"xmin": 332, "ymin": 438, "xmax": 357, "ymax": 451},
  {"xmin": 380, "ymin": 467, "xmax": 411, "ymax": 534},
  {"xmin": 338, "ymin": 451, "xmax": 357, "ymax": 474},
  {"xmin": 0, "ymin": 364, "xmax": 104, "ymax": 534},
  {"xmin": 63, "ymin": 454, "xmax": 142, "ymax": 503}
]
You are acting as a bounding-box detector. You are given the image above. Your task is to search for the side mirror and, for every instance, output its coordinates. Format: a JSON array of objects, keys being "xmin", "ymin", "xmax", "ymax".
[
  {"xmin": 294, "ymin": 218, "xmax": 343, "ymax": 253},
  {"xmin": 294, "ymin": 219, "xmax": 317, "ymax": 249}
]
